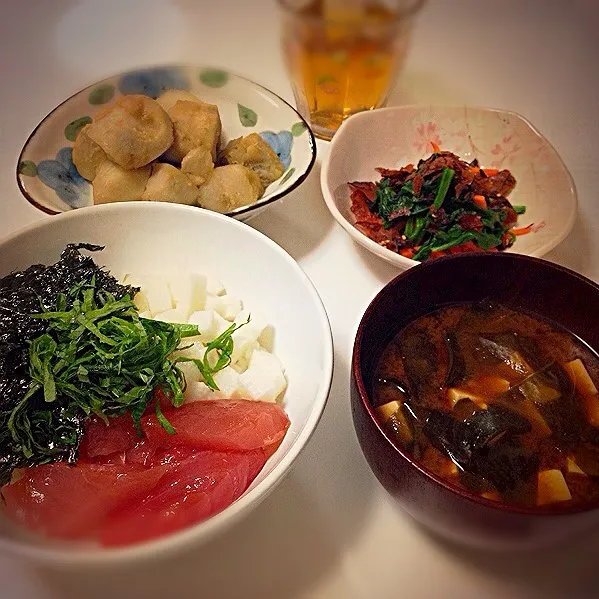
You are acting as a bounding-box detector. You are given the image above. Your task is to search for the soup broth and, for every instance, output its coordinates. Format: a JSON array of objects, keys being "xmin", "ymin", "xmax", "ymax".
[{"xmin": 373, "ymin": 301, "xmax": 599, "ymax": 509}]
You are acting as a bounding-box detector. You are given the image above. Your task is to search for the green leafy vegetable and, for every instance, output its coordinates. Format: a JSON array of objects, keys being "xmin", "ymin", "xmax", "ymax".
[
  {"xmin": 176, "ymin": 317, "xmax": 250, "ymax": 392},
  {"xmin": 351, "ymin": 150, "xmax": 527, "ymax": 261},
  {"xmin": 371, "ymin": 179, "xmax": 418, "ymax": 229},
  {"xmin": 433, "ymin": 168, "xmax": 455, "ymax": 209},
  {"xmin": 5, "ymin": 278, "xmax": 246, "ymax": 472}
]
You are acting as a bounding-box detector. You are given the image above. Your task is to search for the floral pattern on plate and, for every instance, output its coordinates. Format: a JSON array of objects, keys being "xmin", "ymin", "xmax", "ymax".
[
  {"xmin": 37, "ymin": 148, "xmax": 91, "ymax": 208},
  {"xmin": 260, "ymin": 131, "xmax": 293, "ymax": 169},
  {"xmin": 118, "ymin": 67, "xmax": 190, "ymax": 98}
]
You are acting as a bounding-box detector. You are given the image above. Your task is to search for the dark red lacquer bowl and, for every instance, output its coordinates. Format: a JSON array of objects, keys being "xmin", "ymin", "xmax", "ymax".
[{"xmin": 351, "ymin": 252, "xmax": 599, "ymax": 549}]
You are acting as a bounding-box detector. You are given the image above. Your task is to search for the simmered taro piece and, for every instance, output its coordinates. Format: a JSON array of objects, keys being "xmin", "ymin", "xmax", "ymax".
[{"xmin": 373, "ymin": 302, "xmax": 599, "ymax": 508}]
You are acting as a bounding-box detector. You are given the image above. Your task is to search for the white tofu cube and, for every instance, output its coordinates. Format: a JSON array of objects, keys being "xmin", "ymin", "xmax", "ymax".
[
  {"xmin": 173, "ymin": 341, "xmax": 206, "ymax": 362},
  {"xmin": 130, "ymin": 275, "xmax": 173, "ymax": 315},
  {"xmin": 214, "ymin": 295, "xmax": 243, "ymax": 321},
  {"xmin": 238, "ymin": 349, "xmax": 287, "ymax": 402},
  {"xmin": 214, "ymin": 313, "xmax": 234, "ymax": 337},
  {"xmin": 206, "ymin": 277, "xmax": 226, "ymax": 296},
  {"xmin": 204, "ymin": 295, "xmax": 220, "ymax": 312},
  {"xmin": 153, "ymin": 308, "xmax": 188, "ymax": 324},
  {"xmin": 212, "ymin": 366, "xmax": 242, "ymax": 398},
  {"xmin": 177, "ymin": 360, "xmax": 202, "ymax": 385},
  {"xmin": 188, "ymin": 310, "xmax": 216, "ymax": 339},
  {"xmin": 169, "ymin": 273, "xmax": 207, "ymax": 319},
  {"xmin": 138, "ymin": 310, "xmax": 152, "ymax": 319},
  {"xmin": 184, "ymin": 381, "xmax": 224, "ymax": 401},
  {"xmin": 232, "ymin": 358, "xmax": 249, "ymax": 374},
  {"xmin": 133, "ymin": 290, "xmax": 150, "ymax": 313},
  {"xmin": 230, "ymin": 311, "xmax": 266, "ymax": 363},
  {"xmin": 231, "ymin": 332, "xmax": 259, "ymax": 366},
  {"xmin": 259, "ymin": 325, "xmax": 275, "ymax": 352},
  {"xmin": 234, "ymin": 311, "xmax": 268, "ymax": 338}
]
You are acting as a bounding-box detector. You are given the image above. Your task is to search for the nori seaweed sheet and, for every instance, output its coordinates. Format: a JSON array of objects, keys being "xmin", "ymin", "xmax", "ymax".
[{"xmin": 0, "ymin": 244, "xmax": 137, "ymax": 485}]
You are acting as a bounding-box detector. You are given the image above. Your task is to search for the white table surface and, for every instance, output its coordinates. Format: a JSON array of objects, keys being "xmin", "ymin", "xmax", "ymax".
[{"xmin": 2, "ymin": 1, "xmax": 599, "ymax": 597}]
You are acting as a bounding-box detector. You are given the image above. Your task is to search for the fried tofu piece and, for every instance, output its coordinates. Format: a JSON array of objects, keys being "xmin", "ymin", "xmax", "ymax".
[
  {"xmin": 140, "ymin": 163, "xmax": 199, "ymax": 206},
  {"xmin": 197, "ymin": 165, "xmax": 264, "ymax": 214},
  {"xmin": 181, "ymin": 147, "xmax": 214, "ymax": 187},
  {"xmin": 72, "ymin": 124, "xmax": 109, "ymax": 180},
  {"xmin": 219, "ymin": 133, "xmax": 284, "ymax": 187},
  {"xmin": 87, "ymin": 95, "xmax": 174, "ymax": 170},
  {"xmin": 156, "ymin": 89, "xmax": 201, "ymax": 112},
  {"xmin": 92, "ymin": 161, "xmax": 151, "ymax": 204},
  {"xmin": 164, "ymin": 100, "xmax": 222, "ymax": 163}
]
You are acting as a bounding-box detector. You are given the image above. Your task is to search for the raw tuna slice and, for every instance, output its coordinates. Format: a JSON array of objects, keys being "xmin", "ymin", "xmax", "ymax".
[
  {"xmin": 141, "ymin": 400, "xmax": 290, "ymax": 455},
  {"xmin": 81, "ymin": 399, "xmax": 290, "ymax": 462},
  {"xmin": 2, "ymin": 462, "xmax": 168, "ymax": 540},
  {"xmin": 3, "ymin": 399, "xmax": 290, "ymax": 546},
  {"xmin": 79, "ymin": 413, "xmax": 138, "ymax": 459},
  {"xmin": 101, "ymin": 449, "xmax": 266, "ymax": 546}
]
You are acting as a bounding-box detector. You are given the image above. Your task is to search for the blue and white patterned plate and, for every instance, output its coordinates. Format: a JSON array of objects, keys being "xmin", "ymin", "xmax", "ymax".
[{"xmin": 17, "ymin": 66, "xmax": 316, "ymax": 221}]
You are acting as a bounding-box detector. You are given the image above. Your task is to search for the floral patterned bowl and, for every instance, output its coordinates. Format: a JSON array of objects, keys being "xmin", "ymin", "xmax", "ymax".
[
  {"xmin": 17, "ymin": 66, "xmax": 316, "ymax": 222},
  {"xmin": 321, "ymin": 105, "xmax": 577, "ymax": 271}
]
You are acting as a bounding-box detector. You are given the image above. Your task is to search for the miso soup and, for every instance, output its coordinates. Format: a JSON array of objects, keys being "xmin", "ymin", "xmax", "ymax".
[{"xmin": 373, "ymin": 301, "xmax": 599, "ymax": 508}]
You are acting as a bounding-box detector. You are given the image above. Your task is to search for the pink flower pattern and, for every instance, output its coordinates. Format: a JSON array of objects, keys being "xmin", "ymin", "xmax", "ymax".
[
  {"xmin": 488, "ymin": 135, "xmax": 522, "ymax": 168},
  {"xmin": 413, "ymin": 121, "xmax": 443, "ymax": 154}
]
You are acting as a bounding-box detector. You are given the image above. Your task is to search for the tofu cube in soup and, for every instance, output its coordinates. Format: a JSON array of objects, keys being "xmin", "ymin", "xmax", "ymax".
[{"xmin": 537, "ymin": 470, "xmax": 572, "ymax": 506}]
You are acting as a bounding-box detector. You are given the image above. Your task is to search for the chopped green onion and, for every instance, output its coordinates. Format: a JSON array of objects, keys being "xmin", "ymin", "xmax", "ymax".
[{"xmin": 512, "ymin": 205, "xmax": 527, "ymax": 215}]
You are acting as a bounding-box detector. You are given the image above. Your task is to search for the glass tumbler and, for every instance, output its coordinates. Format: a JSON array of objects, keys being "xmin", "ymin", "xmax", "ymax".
[{"xmin": 278, "ymin": 0, "xmax": 425, "ymax": 140}]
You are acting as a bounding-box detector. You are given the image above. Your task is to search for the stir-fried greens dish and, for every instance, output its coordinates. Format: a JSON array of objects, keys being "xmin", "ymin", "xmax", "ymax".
[
  {"xmin": 349, "ymin": 147, "xmax": 532, "ymax": 261},
  {"xmin": 0, "ymin": 245, "xmax": 289, "ymax": 546}
]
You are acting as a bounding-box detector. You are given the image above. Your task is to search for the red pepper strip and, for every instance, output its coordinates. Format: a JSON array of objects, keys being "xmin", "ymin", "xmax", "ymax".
[{"xmin": 512, "ymin": 224, "xmax": 534, "ymax": 236}]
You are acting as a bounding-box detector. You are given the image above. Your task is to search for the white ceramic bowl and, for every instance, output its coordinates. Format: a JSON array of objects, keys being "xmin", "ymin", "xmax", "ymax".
[
  {"xmin": 0, "ymin": 202, "xmax": 333, "ymax": 566},
  {"xmin": 321, "ymin": 105, "xmax": 577, "ymax": 271},
  {"xmin": 17, "ymin": 65, "xmax": 316, "ymax": 222}
]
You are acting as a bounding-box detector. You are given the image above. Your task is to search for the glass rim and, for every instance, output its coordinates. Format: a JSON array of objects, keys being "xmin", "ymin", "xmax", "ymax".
[{"xmin": 275, "ymin": 0, "xmax": 426, "ymax": 24}]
